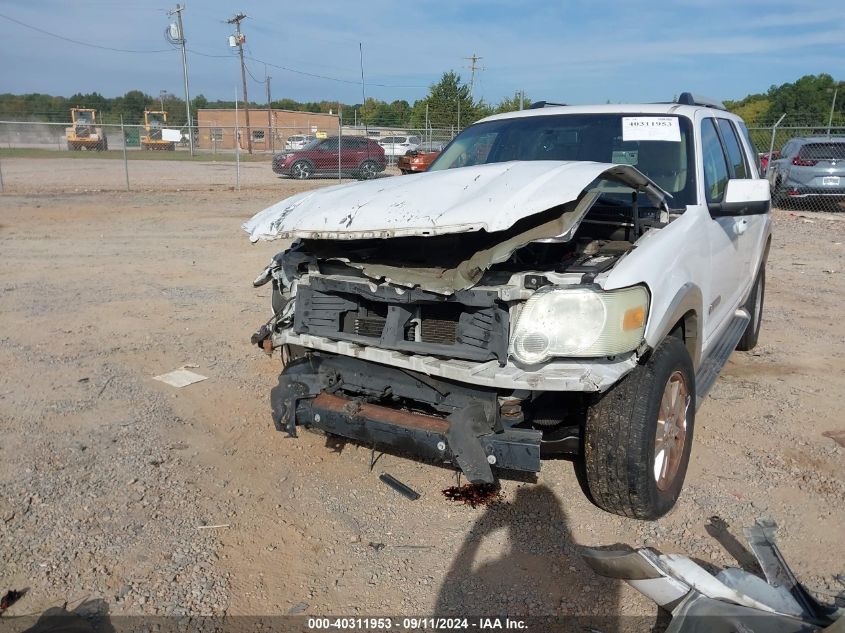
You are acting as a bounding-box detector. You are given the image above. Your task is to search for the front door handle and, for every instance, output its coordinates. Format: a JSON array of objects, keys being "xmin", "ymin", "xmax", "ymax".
[{"xmin": 735, "ymin": 218, "xmax": 749, "ymax": 236}]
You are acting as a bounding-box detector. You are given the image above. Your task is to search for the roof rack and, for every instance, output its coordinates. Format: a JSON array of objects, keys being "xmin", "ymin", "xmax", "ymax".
[
  {"xmin": 528, "ymin": 101, "xmax": 569, "ymax": 109},
  {"xmin": 675, "ymin": 92, "xmax": 727, "ymax": 111}
]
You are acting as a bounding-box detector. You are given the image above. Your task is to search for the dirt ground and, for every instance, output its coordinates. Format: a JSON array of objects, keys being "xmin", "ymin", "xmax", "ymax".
[{"xmin": 1, "ymin": 157, "xmax": 843, "ymax": 626}]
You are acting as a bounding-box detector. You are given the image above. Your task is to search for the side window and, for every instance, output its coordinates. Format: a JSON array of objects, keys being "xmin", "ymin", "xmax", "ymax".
[
  {"xmin": 701, "ymin": 119, "xmax": 730, "ymax": 203},
  {"xmin": 320, "ymin": 138, "xmax": 339, "ymax": 151},
  {"xmin": 717, "ymin": 119, "xmax": 749, "ymax": 178}
]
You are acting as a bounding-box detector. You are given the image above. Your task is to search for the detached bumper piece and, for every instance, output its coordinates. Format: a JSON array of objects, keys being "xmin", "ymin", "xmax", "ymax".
[
  {"xmin": 270, "ymin": 354, "xmax": 541, "ymax": 483},
  {"xmin": 583, "ymin": 518, "xmax": 842, "ymax": 632}
]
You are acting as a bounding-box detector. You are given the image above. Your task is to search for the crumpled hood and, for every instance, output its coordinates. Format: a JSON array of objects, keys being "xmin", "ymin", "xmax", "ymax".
[{"xmin": 243, "ymin": 160, "xmax": 666, "ymax": 242}]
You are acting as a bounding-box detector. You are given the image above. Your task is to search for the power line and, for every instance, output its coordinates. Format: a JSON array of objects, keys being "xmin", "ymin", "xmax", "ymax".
[
  {"xmin": 0, "ymin": 11, "xmax": 430, "ymax": 90},
  {"xmin": 0, "ymin": 12, "xmax": 172, "ymax": 53}
]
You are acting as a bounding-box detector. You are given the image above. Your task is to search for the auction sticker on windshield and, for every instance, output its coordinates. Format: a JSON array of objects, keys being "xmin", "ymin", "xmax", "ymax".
[{"xmin": 622, "ymin": 117, "xmax": 681, "ymax": 142}]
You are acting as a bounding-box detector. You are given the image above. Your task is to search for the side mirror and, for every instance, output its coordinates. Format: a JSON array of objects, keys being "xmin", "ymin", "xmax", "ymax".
[{"xmin": 709, "ymin": 179, "xmax": 770, "ymax": 217}]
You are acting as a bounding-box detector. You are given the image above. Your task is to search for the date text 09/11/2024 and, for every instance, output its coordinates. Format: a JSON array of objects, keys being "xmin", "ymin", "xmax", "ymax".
[{"xmin": 306, "ymin": 617, "xmax": 528, "ymax": 630}]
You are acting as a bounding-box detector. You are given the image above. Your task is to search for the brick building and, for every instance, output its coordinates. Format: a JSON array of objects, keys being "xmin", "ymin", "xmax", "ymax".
[{"xmin": 196, "ymin": 108, "xmax": 339, "ymax": 151}]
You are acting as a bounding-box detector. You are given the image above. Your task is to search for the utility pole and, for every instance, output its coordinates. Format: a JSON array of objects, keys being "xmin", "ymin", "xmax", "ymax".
[
  {"xmin": 463, "ymin": 53, "xmax": 483, "ymax": 100},
  {"xmin": 266, "ymin": 71, "xmax": 273, "ymax": 153},
  {"xmin": 227, "ymin": 12, "xmax": 252, "ymax": 153},
  {"xmin": 168, "ymin": 4, "xmax": 194, "ymax": 155}
]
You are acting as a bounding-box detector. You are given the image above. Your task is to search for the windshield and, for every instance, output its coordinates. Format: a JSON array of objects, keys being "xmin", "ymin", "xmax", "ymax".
[
  {"xmin": 299, "ymin": 138, "xmax": 322, "ymax": 151},
  {"xmin": 148, "ymin": 113, "xmax": 165, "ymax": 128},
  {"xmin": 75, "ymin": 111, "xmax": 94, "ymax": 124},
  {"xmin": 429, "ymin": 113, "xmax": 697, "ymax": 207}
]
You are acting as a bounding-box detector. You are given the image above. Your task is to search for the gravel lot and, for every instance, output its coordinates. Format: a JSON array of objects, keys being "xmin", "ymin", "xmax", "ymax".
[{"xmin": 0, "ymin": 157, "xmax": 843, "ymax": 625}]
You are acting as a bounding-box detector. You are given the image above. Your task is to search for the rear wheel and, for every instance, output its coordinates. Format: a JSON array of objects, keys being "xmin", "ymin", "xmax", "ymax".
[
  {"xmin": 583, "ymin": 336, "xmax": 695, "ymax": 520},
  {"xmin": 291, "ymin": 160, "xmax": 313, "ymax": 180},
  {"xmin": 358, "ymin": 160, "xmax": 379, "ymax": 180},
  {"xmin": 771, "ymin": 178, "xmax": 786, "ymax": 207},
  {"xmin": 737, "ymin": 266, "xmax": 765, "ymax": 351}
]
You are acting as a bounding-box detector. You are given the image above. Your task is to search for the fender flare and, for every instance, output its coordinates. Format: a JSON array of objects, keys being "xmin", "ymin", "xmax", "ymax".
[{"xmin": 645, "ymin": 283, "xmax": 704, "ymax": 370}]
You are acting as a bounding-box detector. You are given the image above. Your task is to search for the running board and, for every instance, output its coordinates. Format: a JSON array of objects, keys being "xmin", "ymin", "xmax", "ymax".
[{"xmin": 695, "ymin": 310, "xmax": 750, "ymax": 409}]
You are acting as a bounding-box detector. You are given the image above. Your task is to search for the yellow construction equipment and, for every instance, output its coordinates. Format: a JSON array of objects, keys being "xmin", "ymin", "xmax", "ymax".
[
  {"xmin": 65, "ymin": 108, "xmax": 108, "ymax": 151},
  {"xmin": 141, "ymin": 110, "xmax": 176, "ymax": 151}
]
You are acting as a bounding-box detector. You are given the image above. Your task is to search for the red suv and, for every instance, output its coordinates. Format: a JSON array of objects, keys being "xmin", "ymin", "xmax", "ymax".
[{"xmin": 272, "ymin": 136, "xmax": 386, "ymax": 180}]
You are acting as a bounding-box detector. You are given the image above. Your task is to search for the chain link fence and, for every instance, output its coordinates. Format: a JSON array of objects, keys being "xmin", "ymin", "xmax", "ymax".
[
  {"xmin": 746, "ymin": 120, "xmax": 845, "ymax": 213},
  {"xmin": 0, "ymin": 119, "xmax": 465, "ymax": 192},
  {"xmin": 1, "ymin": 116, "xmax": 843, "ymax": 213}
]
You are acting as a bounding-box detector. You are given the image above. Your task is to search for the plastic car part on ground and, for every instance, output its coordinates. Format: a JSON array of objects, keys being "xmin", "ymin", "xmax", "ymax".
[{"xmin": 583, "ymin": 518, "xmax": 844, "ymax": 632}]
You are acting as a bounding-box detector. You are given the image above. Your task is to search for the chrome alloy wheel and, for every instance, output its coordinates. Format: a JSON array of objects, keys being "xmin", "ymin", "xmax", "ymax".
[{"xmin": 654, "ymin": 370, "xmax": 691, "ymax": 491}]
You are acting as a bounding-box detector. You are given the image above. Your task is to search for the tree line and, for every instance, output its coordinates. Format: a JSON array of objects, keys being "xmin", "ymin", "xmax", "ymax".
[
  {"xmin": 1, "ymin": 72, "xmax": 841, "ymax": 129},
  {"xmin": 0, "ymin": 71, "xmax": 525, "ymax": 128},
  {"xmin": 724, "ymin": 73, "xmax": 844, "ymax": 127}
]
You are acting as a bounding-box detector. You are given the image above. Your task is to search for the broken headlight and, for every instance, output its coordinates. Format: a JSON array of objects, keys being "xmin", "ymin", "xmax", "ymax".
[{"xmin": 510, "ymin": 285, "xmax": 649, "ymax": 364}]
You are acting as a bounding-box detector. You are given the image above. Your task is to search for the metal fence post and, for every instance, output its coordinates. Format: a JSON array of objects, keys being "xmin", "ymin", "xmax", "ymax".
[
  {"xmin": 120, "ymin": 116, "xmax": 129, "ymax": 191},
  {"xmin": 0, "ymin": 156, "xmax": 4, "ymax": 193},
  {"xmin": 768, "ymin": 113, "xmax": 786, "ymax": 167},
  {"xmin": 235, "ymin": 92, "xmax": 241, "ymax": 190},
  {"xmin": 338, "ymin": 118, "xmax": 342, "ymax": 183}
]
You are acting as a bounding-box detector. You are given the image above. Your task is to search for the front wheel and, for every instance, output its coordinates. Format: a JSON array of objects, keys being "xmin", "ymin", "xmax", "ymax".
[
  {"xmin": 736, "ymin": 266, "xmax": 765, "ymax": 351},
  {"xmin": 358, "ymin": 160, "xmax": 379, "ymax": 180},
  {"xmin": 583, "ymin": 336, "xmax": 695, "ymax": 520},
  {"xmin": 771, "ymin": 178, "xmax": 786, "ymax": 207},
  {"xmin": 290, "ymin": 160, "xmax": 313, "ymax": 180}
]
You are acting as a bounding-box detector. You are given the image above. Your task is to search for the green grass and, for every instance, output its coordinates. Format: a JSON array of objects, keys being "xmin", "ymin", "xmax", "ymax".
[{"xmin": 0, "ymin": 147, "xmax": 271, "ymax": 162}]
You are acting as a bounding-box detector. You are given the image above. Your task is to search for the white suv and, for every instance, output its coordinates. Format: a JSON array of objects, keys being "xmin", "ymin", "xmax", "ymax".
[
  {"xmin": 245, "ymin": 94, "xmax": 771, "ymax": 520},
  {"xmin": 285, "ymin": 135, "xmax": 315, "ymax": 151},
  {"xmin": 378, "ymin": 135, "xmax": 420, "ymax": 158}
]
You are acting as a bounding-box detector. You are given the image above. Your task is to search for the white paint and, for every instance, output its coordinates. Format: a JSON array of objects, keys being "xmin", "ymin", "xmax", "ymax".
[
  {"xmin": 723, "ymin": 178, "xmax": 770, "ymax": 204},
  {"xmin": 243, "ymin": 161, "xmax": 658, "ymax": 242},
  {"xmin": 622, "ymin": 117, "xmax": 681, "ymax": 142}
]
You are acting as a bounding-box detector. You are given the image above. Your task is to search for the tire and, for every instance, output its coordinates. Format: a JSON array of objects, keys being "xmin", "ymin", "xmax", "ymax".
[
  {"xmin": 583, "ymin": 336, "xmax": 695, "ymax": 520},
  {"xmin": 736, "ymin": 266, "xmax": 765, "ymax": 351},
  {"xmin": 291, "ymin": 160, "xmax": 313, "ymax": 180},
  {"xmin": 771, "ymin": 178, "xmax": 786, "ymax": 207},
  {"xmin": 358, "ymin": 160, "xmax": 379, "ymax": 180}
]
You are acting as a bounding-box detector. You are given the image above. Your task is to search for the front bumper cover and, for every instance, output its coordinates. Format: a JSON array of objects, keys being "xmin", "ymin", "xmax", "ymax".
[{"xmin": 272, "ymin": 330, "xmax": 637, "ymax": 392}]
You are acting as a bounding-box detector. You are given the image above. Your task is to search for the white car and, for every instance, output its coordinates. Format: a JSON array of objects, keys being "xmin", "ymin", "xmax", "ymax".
[
  {"xmin": 244, "ymin": 94, "xmax": 771, "ymax": 520},
  {"xmin": 285, "ymin": 135, "xmax": 315, "ymax": 151},
  {"xmin": 378, "ymin": 135, "xmax": 420, "ymax": 158}
]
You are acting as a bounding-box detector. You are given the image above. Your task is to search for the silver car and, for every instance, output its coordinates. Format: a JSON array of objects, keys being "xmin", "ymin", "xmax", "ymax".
[{"xmin": 767, "ymin": 136, "xmax": 845, "ymax": 205}]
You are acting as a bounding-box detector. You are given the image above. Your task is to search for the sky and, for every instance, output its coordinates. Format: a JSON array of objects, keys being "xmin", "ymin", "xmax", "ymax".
[{"xmin": 1, "ymin": 0, "xmax": 844, "ymax": 107}]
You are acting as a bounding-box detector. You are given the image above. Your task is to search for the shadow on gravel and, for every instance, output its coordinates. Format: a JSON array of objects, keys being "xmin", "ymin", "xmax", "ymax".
[
  {"xmin": 18, "ymin": 599, "xmax": 114, "ymax": 633},
  {"xmin": 434, "ymin": 485, "xmax": 636, "ymax": 628}
]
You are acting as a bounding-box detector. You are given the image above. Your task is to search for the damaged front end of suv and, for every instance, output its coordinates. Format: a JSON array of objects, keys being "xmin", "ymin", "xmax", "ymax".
[
  {"xmin": 245, "ymin": 158, "xmax": 671, "ymax": 488},
  {"xmin": 244, "ymin": 104, "xmax": 773, "ymax": 519}
]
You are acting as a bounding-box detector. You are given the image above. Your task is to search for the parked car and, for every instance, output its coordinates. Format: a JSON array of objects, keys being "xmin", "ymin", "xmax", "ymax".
[
  {"xmin": 246, "ymin": 94, "xmax": 771, "ymax": 519},
  {"xmin": 758, "ymin": 150, "xmax": 780, "ymax": 175},
  {"xmin": 766, "ymin": 136, "xmax": 845, "ymax": 205},
  {"xmin": 285, "ymin": 134, "xmax": 315, "ymax": 151},
  {"xmin": 378, "ymin": 135, "xmax": 420, "ymax": 158},
  {"xmin": 271, "ymin": 137, "xmax": 386, "ymax": 180},
  {"xmin": 397, "ymin": 141, "xmax": 447, "ymax": 174}
]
